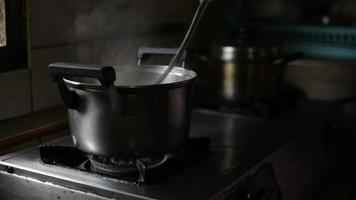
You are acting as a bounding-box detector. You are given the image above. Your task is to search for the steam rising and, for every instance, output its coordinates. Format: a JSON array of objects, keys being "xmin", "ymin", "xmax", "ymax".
[{"xmin": 74, "ymin": 0, "xmax": 195, "ymax": 66}]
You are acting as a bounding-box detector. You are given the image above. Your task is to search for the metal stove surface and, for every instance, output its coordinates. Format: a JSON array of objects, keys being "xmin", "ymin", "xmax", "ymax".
[{"xmin": 0, "ymin": 109, "xmax": 324, "ymax": 200}]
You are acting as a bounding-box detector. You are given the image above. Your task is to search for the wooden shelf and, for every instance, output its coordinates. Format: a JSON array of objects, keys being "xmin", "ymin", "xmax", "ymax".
[{"xmin": 0, "ymin": 106, "xmax": 68, "ymax": 151}]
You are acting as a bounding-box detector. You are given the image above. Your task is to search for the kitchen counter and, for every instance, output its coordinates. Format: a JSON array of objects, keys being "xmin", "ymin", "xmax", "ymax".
[
  {"xmin": 0, "ymin": 106, "xmax": 68, "ymax": 154},
  {"xmin": 0, "ymin": 108, "xmax": 329, "ymax": 200}
]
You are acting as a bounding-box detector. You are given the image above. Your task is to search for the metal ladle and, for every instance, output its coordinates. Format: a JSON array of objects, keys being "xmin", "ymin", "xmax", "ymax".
[{"xmin": 155, "ymin": 0, "xmax": 211, "ymax": 84}]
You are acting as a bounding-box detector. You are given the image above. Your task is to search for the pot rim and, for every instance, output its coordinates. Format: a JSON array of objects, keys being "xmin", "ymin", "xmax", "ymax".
[{"xmin": 63, "ymin": 65, "xmax": 197, "ymax": 90}]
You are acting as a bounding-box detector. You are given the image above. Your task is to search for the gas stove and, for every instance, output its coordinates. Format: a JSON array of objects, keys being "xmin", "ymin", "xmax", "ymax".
[
  {"xmin": 0, "ymin": 109, "xmax": 336, "ymax": 200},
  {"xmin": 38, "ymin": 137, "xmax": 210, "ymax": 184}
]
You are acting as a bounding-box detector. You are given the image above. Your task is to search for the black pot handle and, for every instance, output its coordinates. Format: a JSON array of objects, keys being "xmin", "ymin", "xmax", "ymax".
[
  {"xmin": 48, "ymin": 63, "xmax": 119, "ymax": 112},
  {"xmin": 49, "ymin": 63, "xmax": 116, "ymax": 87}
]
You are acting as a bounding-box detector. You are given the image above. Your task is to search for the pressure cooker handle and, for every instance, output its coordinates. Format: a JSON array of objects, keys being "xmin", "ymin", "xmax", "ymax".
[
  {"xmin": 137, "ymin": 47, "xmax": 187, "ymax": 67},
  {"xmin": 48, "ymin": 63, "xmax": 120, "ymax": 113}
]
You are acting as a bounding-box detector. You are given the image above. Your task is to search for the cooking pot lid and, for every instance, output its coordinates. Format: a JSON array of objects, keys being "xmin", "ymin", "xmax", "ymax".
[{"xmin": 63, "ymin": 65, "xmax": 196, "ymax": 88}]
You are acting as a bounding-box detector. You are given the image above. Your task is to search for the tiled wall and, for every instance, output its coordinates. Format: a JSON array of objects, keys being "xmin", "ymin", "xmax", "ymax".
[{"xmin": 30, "ymin": 0, "xmax": 196, "ymax": 111}]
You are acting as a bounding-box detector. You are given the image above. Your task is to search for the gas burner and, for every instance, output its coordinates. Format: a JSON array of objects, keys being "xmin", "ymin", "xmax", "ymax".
[
  {"xmin": 90, "ymin": 155, "xmax": 168, "ymax": 174},
  {"xmin": 89, "ymin": 155, "xmax": 170, "ymax": 183},
  {"xmin": 39, "ymin": 137, "xmax": 210, "ymax": 185}
]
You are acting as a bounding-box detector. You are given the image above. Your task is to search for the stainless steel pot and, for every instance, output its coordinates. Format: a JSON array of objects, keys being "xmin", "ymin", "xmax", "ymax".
[
  {"xmin": 48, "ymin": 62, "xmax": 196, "ymax": 158},
  {"xmin": 213, "ymin": 45, "xmax": 302, "ymax": 106}
]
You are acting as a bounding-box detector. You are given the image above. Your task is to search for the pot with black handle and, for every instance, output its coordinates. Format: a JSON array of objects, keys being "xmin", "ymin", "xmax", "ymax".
[{"xmin": 48, "ymin": 49, "xmax": 196, "ymax": 159}]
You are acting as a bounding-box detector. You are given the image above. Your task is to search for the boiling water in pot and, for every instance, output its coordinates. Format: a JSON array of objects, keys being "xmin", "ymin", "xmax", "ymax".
[
  {"xmin": 116, "ymin": 67, "xmax": 192, "ymax": 86},
  {"xmin": 65, "ymin": 65, "xmax": 196, "ymax": 87}
]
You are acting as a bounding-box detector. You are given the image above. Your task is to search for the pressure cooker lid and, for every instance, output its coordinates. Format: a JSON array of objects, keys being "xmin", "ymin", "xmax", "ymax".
[{"xmin": 63, "ymin": 65, "xmax": 196, "ymax": 88}]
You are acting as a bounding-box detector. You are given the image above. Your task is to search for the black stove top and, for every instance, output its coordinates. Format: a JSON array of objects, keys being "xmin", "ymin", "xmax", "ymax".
[
  {"xmin": 0, "ymin": 109, "xmax": 324, "ymax": 200},
  {"xmin": 39, "ymin": 137, "xmax": 210, "ymax": 184}
]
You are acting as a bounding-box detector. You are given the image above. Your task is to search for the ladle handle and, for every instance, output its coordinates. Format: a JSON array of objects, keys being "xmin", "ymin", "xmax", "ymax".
[{"xmin": 155, "ymin": 0, "xmax": 210, "ymax": 84}]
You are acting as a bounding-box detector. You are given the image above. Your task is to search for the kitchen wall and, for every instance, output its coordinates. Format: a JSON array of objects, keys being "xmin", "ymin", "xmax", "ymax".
[
  {"xmin": 2, "ymin": 0, "xmax": 356, "ymax": 121},
  {"xmin": 30, "ymin": 0, "xmax": 196, "ymax": 112}
]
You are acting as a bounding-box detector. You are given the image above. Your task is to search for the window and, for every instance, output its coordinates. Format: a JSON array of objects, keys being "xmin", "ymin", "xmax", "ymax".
[
  {"xmin": 0, "ymin": 0, "xmax": 30, "ymax": 122},
  {"xmin": 0, "ymin": 0, "xmax": 27, "ymax": 71},
  {"xmin": 0, "ymin": 0, "xmax": 6, "ymax": 47}
]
